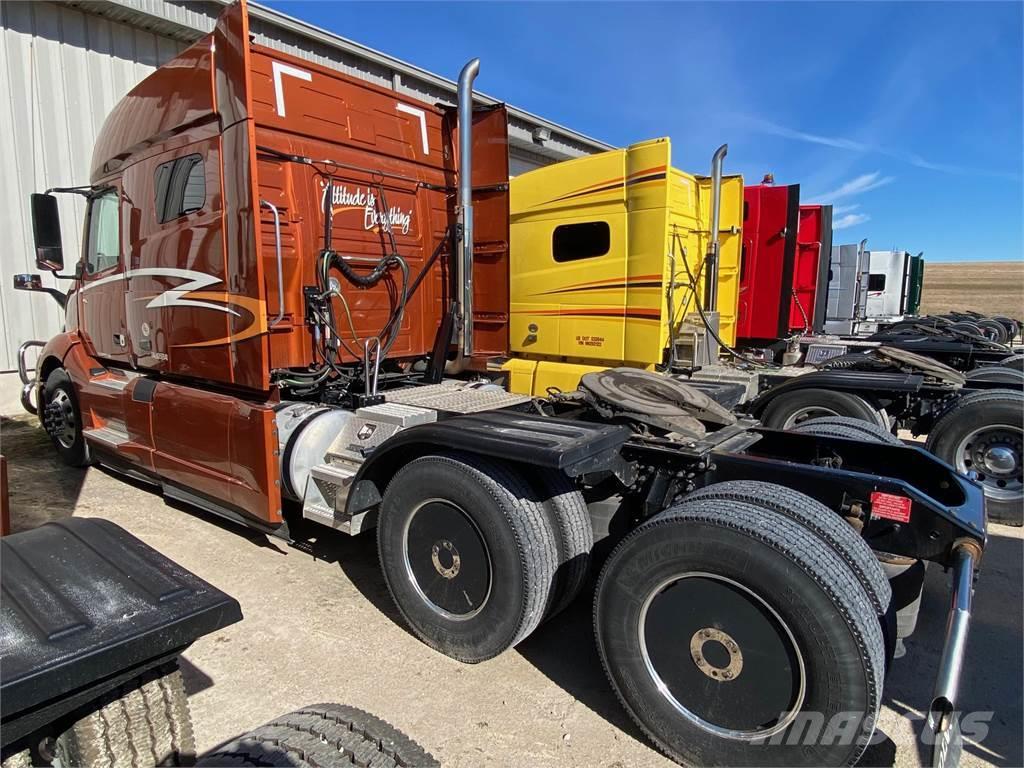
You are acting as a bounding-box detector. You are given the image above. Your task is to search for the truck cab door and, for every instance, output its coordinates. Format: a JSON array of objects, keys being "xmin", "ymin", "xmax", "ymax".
[{"xmin": 78, "ymin": 187, "xmax": 131, "ymax": 366}]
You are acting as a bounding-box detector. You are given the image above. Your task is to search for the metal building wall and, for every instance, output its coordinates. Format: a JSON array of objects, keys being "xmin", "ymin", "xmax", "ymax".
[{"xmin": 0, "ymin": 1, "xmax": 184, "ymax": 373}]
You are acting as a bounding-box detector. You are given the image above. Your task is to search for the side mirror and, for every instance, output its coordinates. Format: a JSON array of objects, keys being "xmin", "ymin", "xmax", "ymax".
[
  {"xmin": 13, "ymin": 273, "xmax": 68, "ymax": 310},
  {"xmin": 13, "ymin": 273, "xmax": 44, "ymax": 291},
  {"xmin": 30, "ymin": 193, "xmax": 64, "ymax": 272}
]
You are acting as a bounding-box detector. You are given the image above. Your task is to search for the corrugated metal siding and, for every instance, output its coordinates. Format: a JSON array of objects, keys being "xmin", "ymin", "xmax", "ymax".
[{"xmin": 0, "ymin": 2, "xmax": 184, "ymax": 370}]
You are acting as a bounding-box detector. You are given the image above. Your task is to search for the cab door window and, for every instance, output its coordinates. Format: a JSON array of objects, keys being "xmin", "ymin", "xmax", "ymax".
[{"xmin": 85, "ymin": 190, "xmax": 120, "ymax": 275}]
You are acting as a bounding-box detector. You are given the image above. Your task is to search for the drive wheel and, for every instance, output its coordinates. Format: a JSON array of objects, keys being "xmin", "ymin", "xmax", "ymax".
[
  {"xmin": 965, "ymin": 366, "xmax": 1024, "ymax": 387},
  {"xmin": 595, "ymin": 500, "xmax": 883, "ymax": 767},
  {"xmin": 41, "ymin": 369, "xmax": 90, "ymax": 467},
  {"xmin": 378, "ymin": 453, "xmax": 557, "ymax": 662},
  {"xmin": 683, "ymin": 480, "xmax": 891, "ymax": 615},
  {"xmin": 760, "ymin": 388, "xmax": 886, "ymax": 430},
  {"xmin": 998, "ymin": 354, "xmax": 1024, "ymax": 371},
  {"xmin": 790, "ymin": 415, "xmax": 902, "ymax": 444},
  {"xmin": 198, "ymin": 704, "xmax": 437, "ymax": 767},
  {"xmin": 54, "ymin": 663, "xmax": 194, "ymax": 767},
  {"xmin": 531, "ymin": 470, "xmax": 593, "ymax": 620},
  {"xmin": 927, "ymin": 390, "xmax": 1024, "ymax": 526}
]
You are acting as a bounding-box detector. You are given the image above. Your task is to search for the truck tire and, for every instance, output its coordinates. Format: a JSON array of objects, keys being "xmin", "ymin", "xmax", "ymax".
[
  {"xmin": 760, "ymin": 388, "xmax": 887, "ymax": 430},
  {"xmin": 377, "ymin": 452, "xmax": 557, "ymax": 662},
  {"xmin": 683, "ymin": 481, "xmax": 891, "ymax": 615},
  {"xmin": 999, "ymin": 354, "xmax": 1024, "ymax": 371},
  {"xmin": 790, "ymin": 415, "xmax": 902, "ymax": 445},
  {"xmin": 198, "ymin": 704, "xmax": 437, "ymax": 768},
  {"xmin": 595, "ymin": 500, "xmax": 883, "ymax": 767},
  {"xmin": 927, "ymin": 389, "xmax": 1024, "ymax": 526},
  {"xmin": 531, "ymin": 470, "xmax": 593, "ymax": 620},
  {"xmin": 965, "ymin": 366, "xmax": 1024, "ymax": 387},
  {"xmin": 54, "ymin": 663, "xmax": 195, "ymax": 767},
  {"xmin": 41, "ymin": 368, "xmax": 91, "ymax": 467},
  {"xmin": 976, "ymin": 319, "xmax": 1008, "ymax": 343}
]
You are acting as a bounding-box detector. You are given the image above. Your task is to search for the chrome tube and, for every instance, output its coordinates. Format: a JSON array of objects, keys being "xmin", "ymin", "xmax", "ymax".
[
  {"xmin": 704, "ymin": 144, "xmax": 728, "ymax": 311},
  {"xmin": 925, "ymin": 545, "xmax": 976, "ymax": 767},
  {"xmin": 260, "ymin": 199, "xmax": 285, "ymax": 327},
  {"xmin": 457, "ymin": 58, "xmax": 480, "ymax": 357}
]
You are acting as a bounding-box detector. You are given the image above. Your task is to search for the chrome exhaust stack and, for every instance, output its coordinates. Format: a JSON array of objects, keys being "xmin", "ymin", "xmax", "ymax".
[
  {"xmin": 456, "ymin": 58, "xmax": 480, "ymax": 357},
  {"xmin": 703, "ymin": 144, "xmax": 728, "ymax": 312}
]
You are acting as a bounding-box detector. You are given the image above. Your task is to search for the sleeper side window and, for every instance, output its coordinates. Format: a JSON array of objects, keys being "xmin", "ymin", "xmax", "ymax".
[
  {"xmin": 552, "ymin": 221, "xmax": 611, "ymax": 263},
  {"xmin": 868, "ymin": 274, "xmax": 886, "ymax": 291},
  {"xmin": 154, "ymin": 154, "xmax": 206, "ymax": 223},
  {"xmin": 85, "ymin": 190, "xmax": 120, "ymax": 275}
]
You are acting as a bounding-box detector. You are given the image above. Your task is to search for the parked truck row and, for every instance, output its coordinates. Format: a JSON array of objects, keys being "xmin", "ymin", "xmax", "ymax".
[{"xmin": 11, "ymin": 2, "xmax": 997, "ymax": 766}]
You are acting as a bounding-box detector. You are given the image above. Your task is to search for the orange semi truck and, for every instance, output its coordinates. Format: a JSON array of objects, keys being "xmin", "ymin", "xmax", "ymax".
[{"xmin": 14, "ymin": 3, "xmax": 985, "ymax": 766}]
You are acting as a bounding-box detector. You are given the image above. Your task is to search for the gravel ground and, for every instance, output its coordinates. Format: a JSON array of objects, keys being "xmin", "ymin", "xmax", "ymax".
[{"xmin": 3, "ymin": 413, "xmax": 1021, "ymax": 768}]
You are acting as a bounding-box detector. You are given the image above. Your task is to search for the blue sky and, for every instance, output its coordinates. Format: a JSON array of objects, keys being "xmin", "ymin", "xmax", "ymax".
[{"xmin": 267, "ymin": 1, "xmax": 1022, "ymax": 262}]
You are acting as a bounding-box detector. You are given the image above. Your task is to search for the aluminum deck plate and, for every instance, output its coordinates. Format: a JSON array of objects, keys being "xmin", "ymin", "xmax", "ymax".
[{"xmin": 384, "ymin": 382, "xmax": 531, "ymax": 414}]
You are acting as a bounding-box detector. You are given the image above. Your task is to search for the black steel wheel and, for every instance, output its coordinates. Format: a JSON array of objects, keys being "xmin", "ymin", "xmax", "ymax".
[
  {"xmin": 41, "ymin": 369, "xmax": 90, "ymax": 467},
  {"xmin": 759, "ymin": 388, "xmax": 887, "ymax": 430},
  {"xmin": 928, "ymin": 389, "xmax": 1024, "ymax": 526},
  {"xmin": 595, "ymin": 500, "xmax": 883, "ymax": 767},
  {"xmin": 378, "ymin": 452, "xmax": 557, "ymax": 662}
]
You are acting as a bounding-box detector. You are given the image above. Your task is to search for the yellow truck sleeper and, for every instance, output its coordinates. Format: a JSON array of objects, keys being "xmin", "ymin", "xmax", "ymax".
[{"xmin": 504, "ymin": 138, "xmax": 742, "ymax": 395}]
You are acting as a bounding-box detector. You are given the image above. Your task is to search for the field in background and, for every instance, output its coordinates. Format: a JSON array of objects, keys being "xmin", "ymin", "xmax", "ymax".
[{"xmin": 920, "ymin": 260, "xmax": 1023, "ymax": 319}]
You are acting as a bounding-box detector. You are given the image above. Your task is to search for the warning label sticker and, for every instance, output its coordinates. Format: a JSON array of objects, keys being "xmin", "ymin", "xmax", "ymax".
[{"xmin": 870, "ymin": 492, "xmax": 912, "ymax": 523}]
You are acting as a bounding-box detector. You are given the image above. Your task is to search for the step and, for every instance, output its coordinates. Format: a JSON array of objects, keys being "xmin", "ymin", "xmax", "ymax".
[{"xmin": 83, "ymin": 423, "xmax": 130, "ymax": 448}]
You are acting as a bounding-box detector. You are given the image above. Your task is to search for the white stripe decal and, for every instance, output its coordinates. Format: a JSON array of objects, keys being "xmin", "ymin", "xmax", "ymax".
[
  {"xmin": 81, "ymin": 268, "xmax": 240, "ymax": 317},
  {"xmin": 396, "ymin": 103, "xmax": 430, "ymax": 155}
]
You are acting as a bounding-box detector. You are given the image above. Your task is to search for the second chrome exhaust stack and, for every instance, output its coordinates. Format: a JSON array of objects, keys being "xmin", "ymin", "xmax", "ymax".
[
  {"xmin": 456, "ymin": 58, "xmax": 480, "ymax": 357},
  {"xmin": 704, "ymin": 144, "xmax": 728, "ymax": 312}
]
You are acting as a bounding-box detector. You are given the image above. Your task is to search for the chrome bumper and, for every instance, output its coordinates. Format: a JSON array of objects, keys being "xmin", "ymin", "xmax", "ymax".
[
  {"xmin": 17, "ymin": 340, "xmax": 45, "ymax": 415},
  {"xmin": 925, "ymin": 545, "xmax": 977, "ymax": 768}
]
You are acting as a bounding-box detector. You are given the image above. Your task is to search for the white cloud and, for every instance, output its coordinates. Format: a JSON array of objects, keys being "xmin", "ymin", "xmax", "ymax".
[
  {"xmin": 814, "ymin": 172, "xmax": 894, "ymax": 202},
  {"xmin": 739, "ymin": 114, "xmax": 1021, "ymax": 181},
  {"xmin": 833, "ymin": 213, "xmax": 871, "ymax": 230},
  {"xmin": 833, "ymin": 204, "xmax": 861, "ymax": 215}
]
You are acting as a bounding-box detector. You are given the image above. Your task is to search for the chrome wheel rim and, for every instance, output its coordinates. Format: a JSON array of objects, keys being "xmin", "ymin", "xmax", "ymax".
[
  {"xmin": 956, "ymin": 424, "xmax": 1023, "ymax": 502},
  {"xmin": 402, "ymin": 498, "xmax": 492, "ymax": 621},
  {"xmin": 781, "ymin": 405, "xmax": 841, "ymax": 429},
  {"xmin": 45, "ymin": 389, "xmax": 78, "ymax": 449},
  {"xmin": 638, "ymin": 572, "xmax": 807, "ymax": 741}
]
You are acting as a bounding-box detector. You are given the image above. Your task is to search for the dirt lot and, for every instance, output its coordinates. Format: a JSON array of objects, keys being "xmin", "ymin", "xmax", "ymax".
[
  {"xmin": 920, "ymin": 261, "xmax": 1023, "ymax": 320},
  {"xmin": 3, "ymin": 414, "xmax": 1022, "ymax": 768}
]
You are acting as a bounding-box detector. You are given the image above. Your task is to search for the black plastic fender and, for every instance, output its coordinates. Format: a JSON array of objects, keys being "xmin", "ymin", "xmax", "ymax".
[{"xmin": 345, "ymin": 411, "xmax": 631, "ymax": 514}]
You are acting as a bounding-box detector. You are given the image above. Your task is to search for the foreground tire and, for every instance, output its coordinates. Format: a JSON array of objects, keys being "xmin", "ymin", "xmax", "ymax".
[
  {"xmin": 790, "ymin": 415, "xmax": 902, "ymax": 445},
  {"xmin": 927, "ymin": 390, "xmax": 1024, "ymax": 526},
  {"xmin": 199, "ymin": 704, "xmax": 437, "ymax": 767},
  {"xmin": 378, "ymin": 453, "xmax": 557, "ymax": 662},
  {"xmin": 760, "ymin": 388, "xmax": 886, "ymax": 430},
  {"xmin": 595, "ymin": 500, "xmax": 883, "ymax": 767},
  {"xmin": 55, "ymin": 664, "xmax": 194, "ymax": 767},
  {"xmin": 683, "ymin": 481, "xmax": 891, "ymax": 615},
  {"xmin": 531, "ymin": 470, "xmax": 593, "ymax": 619},
  {"xmin": 41, "ymin": 369, "xmax": 91, "ymax": 467}
]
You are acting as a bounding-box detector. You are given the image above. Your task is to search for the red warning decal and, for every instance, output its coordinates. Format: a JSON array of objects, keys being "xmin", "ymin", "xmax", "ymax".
[{"xmin": 870, "ymin": 492, "xmax": 912, "ymax": 523}]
